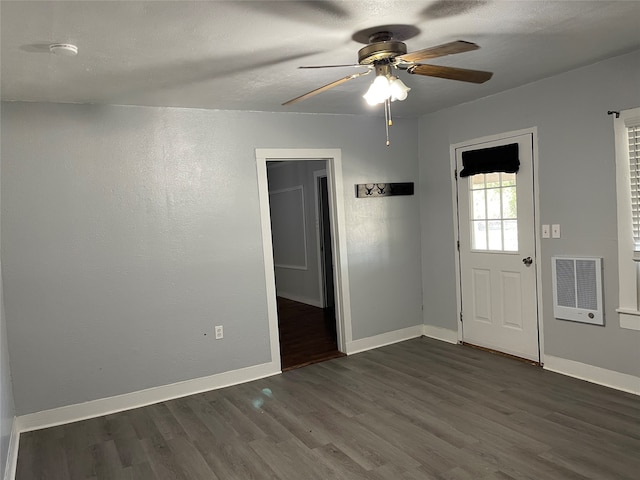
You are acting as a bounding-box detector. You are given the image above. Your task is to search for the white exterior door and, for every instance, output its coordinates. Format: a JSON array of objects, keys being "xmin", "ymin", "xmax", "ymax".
[{"xmin": 456, "ymin": 132, "xmax": 540, "ymax": 361}]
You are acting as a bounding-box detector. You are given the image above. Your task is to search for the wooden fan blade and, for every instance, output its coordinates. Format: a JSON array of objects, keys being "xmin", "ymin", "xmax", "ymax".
[
  {"xmin": 299, "ymin": 64, "xmax": 364, "ymax": 69},
  {"xmin": 408, "ymin": 64, "xmax": 493, "ymax": 83},
  {"xmin": 282, "ymin": 70, "xmax": 371, "ymax": 105},
  {"xmin": 398, "ymin": 40, "xmax": 479, "ymax": 63}
]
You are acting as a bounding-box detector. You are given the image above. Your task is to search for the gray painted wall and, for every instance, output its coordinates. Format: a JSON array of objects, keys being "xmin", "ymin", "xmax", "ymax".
[
  {"xmin": 420, "ymin": 49, "xmax": 640, "ymax": 376},
  {"xmin": 267, "ymin": 160, "xmax": 326, "ymax": 307},
  {"xmin": 1, "ymin": 103, "xmax": 421, "ymax": 415}
]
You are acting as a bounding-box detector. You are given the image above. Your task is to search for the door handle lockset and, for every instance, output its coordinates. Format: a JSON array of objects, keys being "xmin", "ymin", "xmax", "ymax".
[{"xmin": 522, "ymin": 257, "xmax": 533, "ymax": 266}]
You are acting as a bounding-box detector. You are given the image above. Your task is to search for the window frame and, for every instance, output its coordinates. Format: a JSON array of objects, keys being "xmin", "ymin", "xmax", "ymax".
[{"xmin": 614, "ymin": 107, "xmax": 640, "ymax": 331}]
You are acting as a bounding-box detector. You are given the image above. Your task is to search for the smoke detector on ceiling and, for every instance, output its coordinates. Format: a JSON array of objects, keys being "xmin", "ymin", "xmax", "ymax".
[{"xmin": 49, "ymin": 43, "xmax": 78, "ymax": 56}]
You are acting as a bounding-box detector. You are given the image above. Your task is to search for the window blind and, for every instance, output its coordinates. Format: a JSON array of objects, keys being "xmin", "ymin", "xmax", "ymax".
[
  {"xmin": 459, "ymin": 143, "xmax": 519, "ymax": 178},
  {"xmin": 627, "ymin": 117, "xmax": 640, "ymax": 258}
]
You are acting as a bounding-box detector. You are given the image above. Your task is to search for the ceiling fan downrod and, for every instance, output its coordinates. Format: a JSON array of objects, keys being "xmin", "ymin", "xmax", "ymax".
[{"xmin": 368, "ymin": 31, "xmax": 394, "ymax": 43}]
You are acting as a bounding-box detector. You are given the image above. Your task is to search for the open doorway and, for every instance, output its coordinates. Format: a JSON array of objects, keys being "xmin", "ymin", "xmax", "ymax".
[
  {"xmin": 266, "ymin": 160, "xmax": 344, "ymax": 370},
  {"xmin": 256, "ymin": 148, "xmax": 353, "ymax": 373}
]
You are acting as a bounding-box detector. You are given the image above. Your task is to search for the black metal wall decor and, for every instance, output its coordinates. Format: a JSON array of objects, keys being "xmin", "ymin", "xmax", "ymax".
[{"xmin": 355, "ymin": 182, "xmax": 414, "ymax": 198}]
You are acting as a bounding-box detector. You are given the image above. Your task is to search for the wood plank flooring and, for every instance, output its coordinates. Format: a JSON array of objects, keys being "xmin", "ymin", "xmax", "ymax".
[
  {"xmin": 16, "ymin": 337, "xmax": 640, "ymax": 479},
  {"xmin": 277, "ymin": 297, "xmax": 344, "ymax": 371}
]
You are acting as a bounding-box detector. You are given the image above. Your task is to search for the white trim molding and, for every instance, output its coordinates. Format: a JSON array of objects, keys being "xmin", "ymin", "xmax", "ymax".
[
  {"xmin": 422, "ymin": 325, "xmax": 458, "ymax": 344},
  {"xmin": 617, "ymin": 308, "xmax": 640, "ymax": 331},
  {"xmin": 544, "ymin": 355, "xmax": 640, "ymax": 396},
  {"xmin": 3, "ymin": 418, "xmax": 19, "ymax": 480},
  {"xmin": 255, "ymin": 148, "xmax": 353, "ymax": 354},
  {"xmin": 346, "ymin": 325, "xmax": 423, "ymax": 355},
  {"xmin": 614, "ymin": 108, "xmax": 640, "ymax": 331},
  {"xmin": 16, "ymin": 362, "xmax": 280, "ymax": 433}
]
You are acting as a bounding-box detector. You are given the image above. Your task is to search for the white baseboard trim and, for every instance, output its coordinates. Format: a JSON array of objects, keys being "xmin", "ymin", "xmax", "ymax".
[
  {"xmin": 16, "ymin": 361, "xmax": 280, "ymax": 433},
  {"xmin": 346, "ymin": 325, "xmax": 423, "ymax": 355},
  {"xmin": 3, "ymin": 418, "xmax": 19, "ymax": 480},
  {"xmin": 544, "ymin": 355, "xmax": 640, "ymax": 396},
  {"xmin": 422, "ymin": 325, "xmax": 458, "ymax": 344},
  {"xmin": 277, "ymin": 292, "xmax": 323, "ymax": 308}
]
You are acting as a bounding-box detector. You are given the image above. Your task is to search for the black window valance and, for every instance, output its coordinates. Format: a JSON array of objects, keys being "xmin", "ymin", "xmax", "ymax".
[{"xmin": 459, "ymin": 143, "xmax": 520, "ymax": 178}]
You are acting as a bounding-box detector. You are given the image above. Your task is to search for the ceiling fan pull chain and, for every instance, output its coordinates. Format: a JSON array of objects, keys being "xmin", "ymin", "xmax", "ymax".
[{"xmin": 384, "ymin": 98, "xmax": 391, "ymax": 146}]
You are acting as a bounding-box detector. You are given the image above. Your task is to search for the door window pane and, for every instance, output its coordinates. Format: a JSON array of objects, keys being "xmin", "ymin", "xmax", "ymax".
[
  {"xmin": 472, "ymin": 221, "xmax": 487, "ymax": 250},
  {"xmin": 504, "ymin": 220, "xmax": 518, "ymax": 251},
  {"xmin": 471, "ymin": 174, "xmax": 486, "ymax": 189},
  {"xmin": 502, "ymin": 187, "xmax": 517, "ymax": 219},
  {"xmin": 486, "ymin": 188, "xmax": 502, "ymax": 219},
  {"xmin": 488, "ymin": 220, "xmax": 503, "ymax": 250},
  {"xmin": 501, "ymin": 172, "xmax": 516, "ymax": 186},
  {"xmin": 472, "ymin": 190, "xmax": 486, "ymax": 219},
  {"xmin": 485, "ymin": 172, "xmax": 501, "ymax": 188}
]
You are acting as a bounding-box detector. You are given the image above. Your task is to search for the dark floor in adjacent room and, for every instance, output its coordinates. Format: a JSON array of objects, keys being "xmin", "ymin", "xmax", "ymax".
[
  {"xmin": 276, "ymin": 296, "xmax": 345, "ymax": 371},
  {"xmin": 16, "ymin": 337, "xmax": 640, "ymax": 480}
]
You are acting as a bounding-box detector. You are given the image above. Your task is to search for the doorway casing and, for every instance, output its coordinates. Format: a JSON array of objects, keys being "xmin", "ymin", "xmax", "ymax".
[{"xmin": 256, "ymin": 148, "xmax": 353, "ymax": 371}]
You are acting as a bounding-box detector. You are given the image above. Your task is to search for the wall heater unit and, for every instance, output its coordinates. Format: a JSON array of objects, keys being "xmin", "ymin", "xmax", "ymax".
[{"xmin": 552, "ymin": 256, "xmax": 603, "ymax": 325}]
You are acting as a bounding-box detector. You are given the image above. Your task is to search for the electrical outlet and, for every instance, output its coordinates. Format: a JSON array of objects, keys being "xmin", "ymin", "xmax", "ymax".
[{"xmin": 215, "ymin": 325, "xmax": 223, "ymax": 340}]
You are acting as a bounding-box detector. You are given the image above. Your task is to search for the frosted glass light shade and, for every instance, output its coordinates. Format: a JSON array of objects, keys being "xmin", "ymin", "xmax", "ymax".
[
  {"xmin": 389, "ymin": 77, "xmax": 410, "ymax": 102},
  {"xmin": 363, "ymin": 75, "xmax": 391, "ymax": 106}
]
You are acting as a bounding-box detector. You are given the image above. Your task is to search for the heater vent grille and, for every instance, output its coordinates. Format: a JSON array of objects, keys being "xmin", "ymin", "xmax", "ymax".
[{"xmin": 552, "ymin": 257, "xmax": 603, "ymax": 325}]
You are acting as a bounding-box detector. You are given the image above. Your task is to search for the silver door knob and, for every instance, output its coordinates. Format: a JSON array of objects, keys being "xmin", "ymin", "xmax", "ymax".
[{"xmin": 522, "ymin": 257, "xmax": 533, "ymax": 266}]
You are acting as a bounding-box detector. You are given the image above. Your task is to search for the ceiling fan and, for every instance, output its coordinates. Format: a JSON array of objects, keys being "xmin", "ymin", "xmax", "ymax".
[
  {"xmin": 282, "ymin": 30, "xmax": 493, "ymax": 144},
  {"xmin": 283, "ymin": 31, "xmax": 492, "ymax": 105}
]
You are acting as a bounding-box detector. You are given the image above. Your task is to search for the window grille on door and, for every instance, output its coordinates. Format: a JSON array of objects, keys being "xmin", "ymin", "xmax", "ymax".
[{"xmin": 469, "ymin": 172, "xmax": 518, "ymax": 252}]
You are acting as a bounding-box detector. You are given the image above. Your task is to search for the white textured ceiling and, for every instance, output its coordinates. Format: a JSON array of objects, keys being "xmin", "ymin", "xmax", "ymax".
[{"xmin": 2, "ymin": 1, "xmax": 640, "ymax": 117}]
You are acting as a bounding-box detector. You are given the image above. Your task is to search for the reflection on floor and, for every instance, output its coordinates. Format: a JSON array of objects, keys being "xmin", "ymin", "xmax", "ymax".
[{"xmin": 277, "ymin": 297, "xmax": 345, "ymax": 371}]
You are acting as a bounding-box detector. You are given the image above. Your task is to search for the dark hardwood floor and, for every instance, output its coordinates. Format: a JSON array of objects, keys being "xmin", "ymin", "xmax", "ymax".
[
  {"xmin": 16, "ymin": 337, "xmax": 640, "ymax": 479},
  {"xmin": 277, "ymin": 297, "xmax": 345, "ymax": 371}
]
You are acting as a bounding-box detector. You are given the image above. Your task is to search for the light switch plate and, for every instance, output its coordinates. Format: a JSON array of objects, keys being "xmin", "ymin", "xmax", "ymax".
[
  {"xmin": 552, "ymin": 224, "xmax": 561, "ymax": 238},
  {"xmin": 542, "ymin": 224, "xmax": 550, "ymax": 238}
]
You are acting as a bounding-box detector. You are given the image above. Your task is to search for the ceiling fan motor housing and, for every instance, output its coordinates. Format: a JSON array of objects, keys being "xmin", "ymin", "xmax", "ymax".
[{"xmin": 358, "ymin": 40, "xmax": 407, "ymax": 65}]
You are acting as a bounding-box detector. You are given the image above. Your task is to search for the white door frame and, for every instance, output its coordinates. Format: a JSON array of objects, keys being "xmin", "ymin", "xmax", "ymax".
[
  {"xmin": 256, "ymin": 149, "xmax": 353, "ymax": 369},
  {"xmin": 449, "ymin": 127, "xmax": 545, "ymax": 363}
]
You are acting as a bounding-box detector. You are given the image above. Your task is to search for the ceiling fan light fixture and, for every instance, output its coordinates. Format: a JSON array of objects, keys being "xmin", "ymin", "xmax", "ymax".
[
  {"xmin": 389, "ymin": 76, "xmax": 410, "ymax": 102},
  {"xmin": 363, "ymin": 74, "xmax": 391, "ymax": 106}
]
